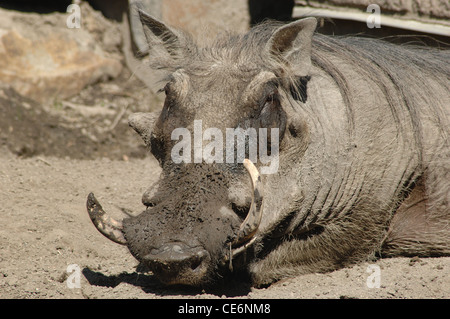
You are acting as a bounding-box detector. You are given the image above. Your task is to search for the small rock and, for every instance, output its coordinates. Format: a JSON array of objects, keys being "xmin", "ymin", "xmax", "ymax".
[{"xmin": 409, "ymin": 256, "xmax": 421, "ymax": 266}]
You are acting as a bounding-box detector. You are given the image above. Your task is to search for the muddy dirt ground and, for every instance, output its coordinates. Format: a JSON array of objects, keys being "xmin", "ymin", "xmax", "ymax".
[{"xmin": 0, "ymin": 70, "xmax": 449, "ymax": 300}]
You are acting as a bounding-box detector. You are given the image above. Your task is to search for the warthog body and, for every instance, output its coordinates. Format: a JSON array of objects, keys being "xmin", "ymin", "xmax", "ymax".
[{"xmin": 87, "ymin": 10, "xmax": 449, "ymax": 286}]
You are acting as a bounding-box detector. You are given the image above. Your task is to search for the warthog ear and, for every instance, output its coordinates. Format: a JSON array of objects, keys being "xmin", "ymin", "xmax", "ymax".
[
  {"xmin": 138, "ymin": 9, "xmax": 181, "ymax": 59},
  {"xmin": 267, "ymin": 17, "xmax": 317, "ymax": 77},
  {"xmin": 128, "ymin": 112, "xmax": 160, "ymax": 149}
]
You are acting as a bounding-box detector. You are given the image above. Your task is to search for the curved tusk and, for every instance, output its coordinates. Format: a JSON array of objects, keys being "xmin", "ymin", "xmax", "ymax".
[
  {"xmin": 86, "ymin": 193, "xmax": 127, "ymax": 245},
  {"xmin": 232, "ymin": 159, "xmax": 263, "ymax": 248}
]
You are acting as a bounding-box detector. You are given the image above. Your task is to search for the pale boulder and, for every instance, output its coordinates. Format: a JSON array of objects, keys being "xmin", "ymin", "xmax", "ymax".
[{"xmin": 0, "ymin": 7, "xmax": 122, "ymax": 104}]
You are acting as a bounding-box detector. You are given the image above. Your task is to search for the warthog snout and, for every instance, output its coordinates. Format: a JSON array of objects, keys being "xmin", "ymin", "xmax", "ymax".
[
  {"xmin": 87, "ymin": 160, "xmax": 263, "ymax": 285},
  {"xmin": 143, "ymin": 242, "xmax": 211, "ymax": 285}
]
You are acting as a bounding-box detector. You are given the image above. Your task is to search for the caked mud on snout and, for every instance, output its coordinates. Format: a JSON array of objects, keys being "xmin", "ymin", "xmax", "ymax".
[{"xmin": 87, "ymin": 159, "xmax": 263, "ymax": 285}]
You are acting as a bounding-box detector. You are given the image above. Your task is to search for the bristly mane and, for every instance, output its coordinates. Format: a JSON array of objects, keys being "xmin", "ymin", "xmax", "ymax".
[
  {"xmin": 149, "ymin": 19, "xmax": 449, "ymax": 165},
  {"xmin": 311, "ymin": 33, "xmax": 449, "ymax": 137},
  {"xmin": 148, "ymin": 21, "xmax": 303, "ymax": 80},
  {"xmin": 149, "ymin": 21, "xmax": 449, "ymax": 125}
]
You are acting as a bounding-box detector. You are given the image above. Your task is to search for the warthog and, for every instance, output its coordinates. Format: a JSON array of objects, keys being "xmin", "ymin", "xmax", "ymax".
[{"xmin": 87, "ymin": 10, "xmax": 449, "ymax": 286}]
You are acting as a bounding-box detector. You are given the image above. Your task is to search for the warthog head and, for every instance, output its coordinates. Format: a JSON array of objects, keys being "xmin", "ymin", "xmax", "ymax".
[{"xmin": 87, "ymin": 10, "xmax": 317, "ymax": 286}]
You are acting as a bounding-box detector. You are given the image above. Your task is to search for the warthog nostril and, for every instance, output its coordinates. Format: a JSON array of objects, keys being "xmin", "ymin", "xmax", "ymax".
[
  {"xmin": 189, "ymin": 250, "xmax": 209, "ymax": 271},
  {"xmin": 144, "ymin": 242, "xmax": 210, "ymax": 284},
  {"xmin": 144, "ymin": 242, "xmax": 211, "ymax": 285},
  {"xmin": 190, "ymin": 258, "xmax": 202, "ymax": 271}
]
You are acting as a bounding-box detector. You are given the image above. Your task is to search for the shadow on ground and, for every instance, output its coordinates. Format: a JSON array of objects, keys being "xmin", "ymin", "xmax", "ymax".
[{"xmin": 82, "ymin": 267, "xmax": 253, "ymax": 297}]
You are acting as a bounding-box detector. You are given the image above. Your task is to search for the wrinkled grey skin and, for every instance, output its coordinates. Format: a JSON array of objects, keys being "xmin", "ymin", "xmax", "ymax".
[{"xmin": 89, "ymin": 10, "xmax": 449, "ymax": 287}]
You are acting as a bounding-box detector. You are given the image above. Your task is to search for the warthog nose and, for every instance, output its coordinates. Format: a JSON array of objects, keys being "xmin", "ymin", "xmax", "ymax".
[{"xmin": 144, "ymin": 243, "xmax": 210, "ymax": 284}]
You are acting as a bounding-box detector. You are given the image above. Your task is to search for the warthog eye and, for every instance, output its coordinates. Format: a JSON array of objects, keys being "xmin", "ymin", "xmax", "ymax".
[
  {"xmin": 157, "ymin": 82, "xmax": 171, "ymax": 96},
  {"xmin": 264, "ymin": 92, "xmax": 280, "ymax": 105},
  {"xmin": 260, "ymin": 88, "xmax": 280, "ymax": 114},
  {"xmin": 258, "ymin": 88, "xmax": 284, "ymax": 130},
  {"xmin": 157, "ymin": 82, "xmax": 171, "ymax": 95},
  {"xmin": 164, "ymin": 83, "xmax": 171, "ymax": 95}
]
